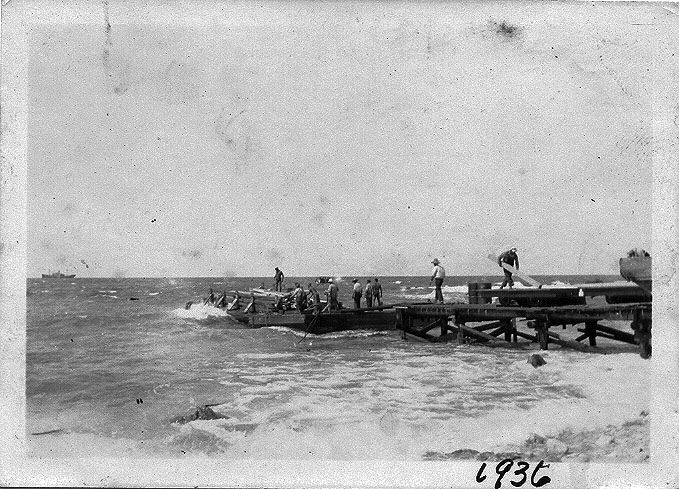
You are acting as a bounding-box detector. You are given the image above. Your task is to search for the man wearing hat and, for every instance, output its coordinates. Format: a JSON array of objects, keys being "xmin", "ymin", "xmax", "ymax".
[
  {"xmin": 326, "ymin": 279, "xmax": 340, "ymax": 310},
  {"xmin": 498, "ymin": 247, "xmax": 520, "ymax": 289},
  {"xmin": 430, "ymin": 259, "xmax": 445, "ymax": 304},
  {"xmin": 352, "ymin": 279, "xmax": 363, "ymax": 309}
]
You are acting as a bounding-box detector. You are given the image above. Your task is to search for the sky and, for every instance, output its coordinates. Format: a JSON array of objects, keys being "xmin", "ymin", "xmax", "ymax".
[{"xmin": 24, "ymin": 1, "xmax": 664, "ymax": 278}]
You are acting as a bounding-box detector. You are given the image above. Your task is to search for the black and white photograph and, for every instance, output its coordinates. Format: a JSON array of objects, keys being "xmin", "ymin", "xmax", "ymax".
[{"xmin": 2, "ymin": 0, "xmax": 678, "ymax": 487}]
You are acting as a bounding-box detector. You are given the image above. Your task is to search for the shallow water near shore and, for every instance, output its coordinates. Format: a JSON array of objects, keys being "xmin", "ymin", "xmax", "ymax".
[{"xmin": 26, "ymin": 275, "xmax": 648, "ymax": 459}]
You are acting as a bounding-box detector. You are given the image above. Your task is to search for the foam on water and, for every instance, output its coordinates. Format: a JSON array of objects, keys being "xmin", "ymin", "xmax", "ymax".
[
  {"xmin": 141, "ymin": 350, "xmax": 650, "ymax": 460},
  {"xmin": 174, "ymin": 303, "xmax": 232, "ymax": 320},
  {"xmin": 26, "ymin": 347, "xmax": 650, "ymax": 460},
  {"xmin": 268, "ymin": 326, "xmax": 391, "ymax": 340}
]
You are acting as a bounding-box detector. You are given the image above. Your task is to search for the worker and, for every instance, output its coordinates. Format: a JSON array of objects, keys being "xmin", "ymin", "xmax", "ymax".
[
  {"xmin": 274, "ymin": 267, "xmax": 284, "ymax": 291},
  {"xmin": 373, "ymin": 278, "xmax": 383, "ymax": 306},
  {"xmin": 498, "ymin": 247, "xmax": 520, "ymax": 289},
  {"xmin": 307, "ymin": 283, "xmax": 321, "ymax": 310},
  {"xmin": 326, "ymin": 279, "xmax": 340, "ymax": 310},
  {"xmin": 290, "ymin": 282, "xmax": 306, "ymax": 311},
  {"xmin": 352, "ymin": 279, "xmax": 363, "ymax": 309},
  {"xmin": 364, "ymin": 279, "xmax": 373, "ymax": 308},
  {"xmin": 430, "ymin": 258, "xmax": 445, "ymax": 304}
]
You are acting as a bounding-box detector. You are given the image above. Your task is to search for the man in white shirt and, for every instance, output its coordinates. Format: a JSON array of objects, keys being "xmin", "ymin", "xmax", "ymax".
[
  {"xmin": 430, "ymin": 258, "xmax": 445, "ymax": 304},
  {"xmin": 352, "ymin": 279, "xmax": 363, "ymax": 309}
]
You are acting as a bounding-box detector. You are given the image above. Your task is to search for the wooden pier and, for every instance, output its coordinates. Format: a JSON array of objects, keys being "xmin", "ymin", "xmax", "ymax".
[
  {"xmin": 395, "ymin": 301, "xmax": 652, "ymax": 358},
  {"xmin": 202, "ymin": 282, "xmax": 652, "ymax": 357}
]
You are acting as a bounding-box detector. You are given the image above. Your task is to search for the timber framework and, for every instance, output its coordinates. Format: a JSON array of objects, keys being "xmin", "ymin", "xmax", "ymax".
[{"xmin": 395, "ymin": 301, "xmax": 651, "ymax": 358}]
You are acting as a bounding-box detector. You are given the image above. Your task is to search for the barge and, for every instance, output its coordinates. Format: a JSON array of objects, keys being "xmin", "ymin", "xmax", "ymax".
[{"xmin": 207, "ymin": 289, "xmax": 398, "ymax": 334}]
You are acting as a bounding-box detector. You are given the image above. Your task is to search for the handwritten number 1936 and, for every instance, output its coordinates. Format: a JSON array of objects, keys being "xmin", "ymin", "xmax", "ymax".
[{"xmin": 476, "ymin": 459, "xmax": 551, "ymax": 488}]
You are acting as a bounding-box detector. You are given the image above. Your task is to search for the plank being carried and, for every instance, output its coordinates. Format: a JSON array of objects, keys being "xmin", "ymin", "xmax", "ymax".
[
  {"xmin": 250, "ymin": 288, "xmax": 288, "ymax": 297},
  {"xmin": 487, "ymin": 254, "xmax": 542, "ymax": 288}
]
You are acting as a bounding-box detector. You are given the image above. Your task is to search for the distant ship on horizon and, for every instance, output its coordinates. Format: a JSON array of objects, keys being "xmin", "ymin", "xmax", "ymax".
[{"xmin": 42, "ymin": 269, "xmax": 76, "ymax": 279}]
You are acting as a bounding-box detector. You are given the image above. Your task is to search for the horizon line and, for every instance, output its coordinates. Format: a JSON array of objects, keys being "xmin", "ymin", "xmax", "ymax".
[{"xmin": 28, "ymin": 273, "xmax": 624, "ymax": 279}]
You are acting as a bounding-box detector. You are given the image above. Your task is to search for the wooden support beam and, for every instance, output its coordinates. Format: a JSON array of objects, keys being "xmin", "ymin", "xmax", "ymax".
[
  {"xmin": 458, "ymin": 324, "xmax": 503, "ymax": 343},
  {"xmin": 488, "ymin": 328, "xmax": 505, "ymax": 337},
  {"xmin": 503, "ymin": 319, "xmax": 513, "ymax": 343},
  {"xmin": 402, "ymin": 326, "xmax": 436, "ymax": 342},
  {"xmin": 596, "ymin": 332, "xmax": 620, "ymax": 341},
  {"xmin": 547, "ymin": 335, "xmax": 598, "ymax": 352},
  {"xmin": 396, "ymin": 309, "xmax": 438, "ymax": 342},
  {"xmin": 631, "ymin": 310, "xmax": 652, "ymax": 358},
  {"xmin": 535, "ymin": 321, "xmax": 549, "ymax": 350},
  {"xmin": 419, "ymin": 320, "xmax": 443, "ymax": 334},
  {"xmin": 585, "ymin": 320, "xmax": 597, "ymax": 346},
  {"xmin": 396, "ymin": 309, "xmax": 406, "ymax": 339},
  {"xmin": 577, "ymin": 328, "xmax": 618, "ymax": 341},
  {"xmin": 456, "ymin": 322, "xmax": 464, "ymax": 345},
  {"xmin": 575, "ymin": 327, "xmax": 636, "ymax": 345},
  {"xmin": 472, "ymin": 321, "xmax": 506, "ymax": 332},
  {"xmin": 515, "ymin": 330, "xmax": 537, "ymax": 342},
  {"xmin": 591, "ymin": 323, "xmax": 637, "ymax": 344},
  {"xmin": 574, "ymin": 333, "xmax": 588, "ymax": 343}
]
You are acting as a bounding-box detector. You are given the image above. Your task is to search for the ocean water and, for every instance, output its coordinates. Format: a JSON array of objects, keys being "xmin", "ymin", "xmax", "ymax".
[{"xmin": 27, "ymin": 274, "xmax": 647, "ymax": 459}]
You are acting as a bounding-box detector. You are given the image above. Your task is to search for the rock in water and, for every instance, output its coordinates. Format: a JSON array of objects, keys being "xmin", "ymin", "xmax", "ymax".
[
  {"xmin": 528, "ymin": 353, "xmax": 547, "ymax": 368},
  {"xmin": 171, "ymin": 405, "xmax": 228, "ymax": 424},
  {"xmin": 195, "ymin": 406, "xmax": 224, "ymax": 420}
]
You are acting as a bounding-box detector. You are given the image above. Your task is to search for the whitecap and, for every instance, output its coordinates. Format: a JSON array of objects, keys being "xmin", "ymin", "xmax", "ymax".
[
  {"xmin": 175, "ymin": 304, "xmax": 231, "ymax": 319},
  {"xmin": 153, "ymin": 383, "xmax": 170, "ymax": 394},
  {"xmin": 268, "ymin": 326, "xmax": 390, "ymax": 340}
]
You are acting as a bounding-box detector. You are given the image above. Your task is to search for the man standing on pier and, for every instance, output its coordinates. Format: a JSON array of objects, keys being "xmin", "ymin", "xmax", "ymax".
[
  {"xmin": 364, "ymin": 279, "xmax": 373, "ymax": 308},
  {"xmin": 373, "ymin": 278, "xmax": 383, "ymax": 306},
  {"xmin": 430, "ymin": 258, "xmax": 445, "ymax": 304},
  {"xmin": 352, "ymin": 279, "xmax": 363, "ymax": 309},
  {"xmin": 498, "ymin": 247, "xmax": 520, "ymax": 289},
  {"xmin": 326, "ymin": 279, "xmax": 340, "ymax": 310},
  {"xmin": 274, "ymin": 267, "xmax": 284, "ymax": 291}
]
